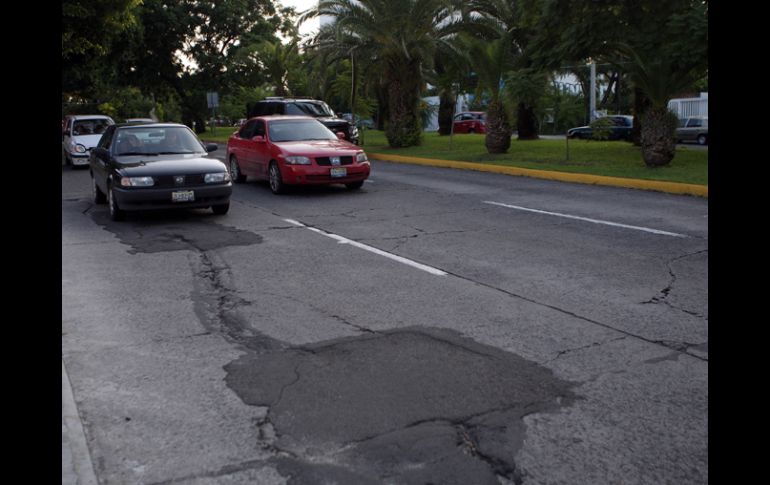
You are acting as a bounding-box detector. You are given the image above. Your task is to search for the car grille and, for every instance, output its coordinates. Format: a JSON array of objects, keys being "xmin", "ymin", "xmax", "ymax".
[
  {"xmin": 153, "ymin": 174, "xmax": 206, "ymax": 188},
  {"xmin": 315, "ymin": 156, "xmax": 354, "ymax": 166}
]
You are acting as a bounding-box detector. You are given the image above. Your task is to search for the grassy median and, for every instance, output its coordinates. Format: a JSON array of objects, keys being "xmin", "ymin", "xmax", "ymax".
[{"xmin": 360, "ymin": 130, "xmax": 708, "ymax": 186}]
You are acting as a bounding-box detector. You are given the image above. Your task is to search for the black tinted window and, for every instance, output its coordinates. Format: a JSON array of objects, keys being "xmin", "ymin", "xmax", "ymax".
[
  {"xmin": 239, "ymin": 120, "xmax": 257, "ymax": 138},
  {"xmin": 285, "ymin": 102, "xmax": 334, "ymax": 117}
]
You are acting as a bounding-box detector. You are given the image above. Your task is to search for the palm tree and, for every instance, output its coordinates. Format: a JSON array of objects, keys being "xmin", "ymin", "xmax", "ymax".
[
  {"xmin": 455, "ymin": 33, "xmax": 515, "ymax": 153},
  {"xmin": 302, "ymin": 0, "xmax": 466, "ymax": 147},
  {"xmin": 618, "ymin": 43, "xmax": 704, "ymax": 167}
]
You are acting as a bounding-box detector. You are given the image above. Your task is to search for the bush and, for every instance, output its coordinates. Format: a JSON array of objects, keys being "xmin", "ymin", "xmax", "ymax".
[{"xmin": 589, "ymin": 117, "xmax": 615, "ymax": 141}]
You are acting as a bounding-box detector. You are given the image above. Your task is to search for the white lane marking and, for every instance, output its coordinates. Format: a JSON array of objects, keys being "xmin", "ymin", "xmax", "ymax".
[
  {"xmin": 482, "ymin": 201, "xmax": 689, "ymax": 238},
  {"xmin": 284, "ymin": 219, "xmax": 447, "ymax": 275}
]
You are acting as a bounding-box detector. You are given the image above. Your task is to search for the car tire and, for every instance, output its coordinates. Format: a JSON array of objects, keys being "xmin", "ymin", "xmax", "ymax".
[
  {"xmin": 92, "ymin": 175, "xmax": 106, "ymax": 204},
  {"xmin": 212, "ymin": 203, "xmax": 230, "ymax": 215},
  {"xmin": 229, "ymin": 155, "xmax": 246, "ymax": 183},
  {"xmin": 697, "ymin": 134, "xmax": 707, "ymax": 145},
  {"xmin": 345, "ymin": 181, "xmax": 364, "ymax": 190},
  {"xmin": 268, "ymin": 162, "xmax": 285, "ymax": 194},
  {"xmin": 108, "ymin": 183, "xmax": 126, "ymax": 221}
]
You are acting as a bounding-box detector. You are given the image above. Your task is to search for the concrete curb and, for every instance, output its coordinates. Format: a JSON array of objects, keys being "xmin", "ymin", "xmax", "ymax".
[
  {"xmin": 63, "ymin": 359, "xmax": 98, "ymax": 485},
  {"xmin": 368, "ymin": 153, "xmax": 708, "ymax": 198}
]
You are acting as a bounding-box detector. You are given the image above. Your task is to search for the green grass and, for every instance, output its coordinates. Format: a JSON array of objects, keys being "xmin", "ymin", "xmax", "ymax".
[
  {"xmin": 360, "ymin": 130, "xmax": 708, "ymax": 186},
  {"xmin": 199, "ymin": 126, "xmax": 239, "ymax": 144}
]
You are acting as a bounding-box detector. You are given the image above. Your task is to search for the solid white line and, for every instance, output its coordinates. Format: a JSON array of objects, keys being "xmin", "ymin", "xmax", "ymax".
[
  {"xmin": 283, "ymin": 219, "xmax": 447, "ymax": 275},
  {"xmin": 62, "ymin": 360, "xmax": 98, "ymax": 485},
  {"xmin": 482, "ymin": 201, "xmax": 689, "ymax": 238}
]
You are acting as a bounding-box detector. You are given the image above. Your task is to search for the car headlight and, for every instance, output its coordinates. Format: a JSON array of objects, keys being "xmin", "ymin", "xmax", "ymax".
[
  {"xmin": 284, "ymin": 156, "xmax": 311, "ymax": 165},
  {"xmin": 70, "ymin": 143, "xmax": 87, "ymax": 154},
  {"xmin": 204, "ymin": 172, "xmax": 231, "ymax": 183},
  {"xmin": 356, "ymin": 152, "xmax": 368, "ymax": 163},
  {"xmin": 120, "ymin": 176, "xmax": 155, "ymax": 187}
]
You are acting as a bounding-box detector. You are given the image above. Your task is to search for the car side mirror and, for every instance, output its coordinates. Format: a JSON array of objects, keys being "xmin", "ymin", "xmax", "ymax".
[
  {"xmin": 251, "ymin": 135, "xmax": 265, "ymax": 143},
  {"xmin": 336, "ymin": 132, "xmax": 346, "ymax": 139},
  {"xmin": 206, "ymin": 143, "xmax": 218, "ymax": 152}
]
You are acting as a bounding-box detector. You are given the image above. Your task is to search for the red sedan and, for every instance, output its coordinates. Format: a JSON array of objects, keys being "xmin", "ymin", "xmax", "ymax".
[
  {"xmin": 452, "ymin": 111, "xmax": 487, "ymax": 134},
  {"xmin": 226, "ymin": 116, "xmax": 371, "ymax": 194}
]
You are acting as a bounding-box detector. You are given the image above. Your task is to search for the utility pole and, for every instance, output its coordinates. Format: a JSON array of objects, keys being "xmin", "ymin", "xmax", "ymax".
[{"xmin": 588, "ymin": 59, "xmax": 596, "ymax": 121}]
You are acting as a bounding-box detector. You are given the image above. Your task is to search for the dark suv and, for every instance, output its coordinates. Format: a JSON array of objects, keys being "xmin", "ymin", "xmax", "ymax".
[{"xmin": 246, "ymin": 98, "xmax": 359, "ymax": 144}]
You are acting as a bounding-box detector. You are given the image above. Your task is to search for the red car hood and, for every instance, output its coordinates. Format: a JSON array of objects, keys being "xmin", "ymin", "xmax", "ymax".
[{"xmin": 276, "ymin": 139, "xmax": 360, "ymax": 156}]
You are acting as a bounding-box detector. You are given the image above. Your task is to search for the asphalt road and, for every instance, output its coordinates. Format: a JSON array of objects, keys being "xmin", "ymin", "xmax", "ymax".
[{"xmin": 62, "ymin": 158, "xmax": 708, "ymax": 485}]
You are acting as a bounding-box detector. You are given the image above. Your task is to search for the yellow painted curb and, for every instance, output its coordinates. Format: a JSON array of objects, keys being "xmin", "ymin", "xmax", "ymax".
[{"xmin": 369, "ymin": 153, "xmax": 708, "ymax": 198}]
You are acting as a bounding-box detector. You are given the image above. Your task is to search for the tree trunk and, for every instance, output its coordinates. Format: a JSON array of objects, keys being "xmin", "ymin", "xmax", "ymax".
[
  {"xmin": 437, "ymin": 89, "xmax": 455, "ymax": 136},
  {"xmin": 516, "ymin": 101, "xmax": 539, "ymax": 140},
  {"xmin": 485, "ymin": 99, "xmax": 511, "ymax": 153},
  {"xmin": 640, "ymin": 106, "xmax": 678, "ymax": 167},
  {"xmin": 385, "ymin": 73, "xmax": 422, "ymax": 147},
  {"xmin": 631, "ymin": 87, "xmax": 652, "ymax": 146}
]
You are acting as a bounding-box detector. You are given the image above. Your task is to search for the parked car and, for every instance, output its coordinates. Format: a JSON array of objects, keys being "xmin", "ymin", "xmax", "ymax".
[
  {"xmin": 226, "ymin": 116, "xmax": 371, "ymax": 194},
  {"xmin": 89, "ymin": 123, "xmax": 232, "ymax": 221},
  {"xmin": 675, "ymin": 116, "xmax": 708, "ymax": 145},
  {"xmin": 453, "ymin": 111, "xmax": 487, "ymax": 134},
  {"xmin": 62, "ymin": 115, "xmax": 115, "ymax": 167},
  {"xmin": 341, "ymin": 113, "xmax": 375, "ymax": 129},
  {"xmin": 567, "ymin": 115, "xmax": 634, "ymax": 141},
  {"xmin": 247, "ymin": 97, "xmax": 359, "ymax": 144}
]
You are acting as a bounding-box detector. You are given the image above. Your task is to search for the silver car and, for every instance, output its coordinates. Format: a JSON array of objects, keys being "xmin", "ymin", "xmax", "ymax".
[
  {"xmin": 62, "ymin": 115, "xmax": 115, "ymax": 167},
  {"xmin": 675, "ymin": 116, "xmax": 708, "ymax": 145}
]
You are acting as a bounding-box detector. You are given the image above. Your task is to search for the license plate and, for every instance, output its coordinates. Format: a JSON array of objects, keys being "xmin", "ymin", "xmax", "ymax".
[
  {"xmin": 330, "ymin": 167, "xmax": 347, "ymax": 178},
  {"xmin": 172, "ymin": 190, "xmax": 195, "ymax": 202}
]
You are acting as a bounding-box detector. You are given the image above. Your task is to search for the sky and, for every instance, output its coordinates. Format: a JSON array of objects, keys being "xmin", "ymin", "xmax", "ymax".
[{"xmin": 279, "ymin": 0, "xmax": 320, "ymax": 38}]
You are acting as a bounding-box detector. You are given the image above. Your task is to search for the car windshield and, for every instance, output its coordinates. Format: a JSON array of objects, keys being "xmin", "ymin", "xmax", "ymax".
[
  {"xmin": 73, "ymin": 119, "xmax": 112, "ymax": 136},
  {"xmin": 284, "ymin": 101, "xmax": 335, "ymax": 117},
  {"xmin": 268, "ymin": 120, "xmax": 337, "ymax": 142},
  {"xmin": 114, "ymin": 126, "xmax": 204, "ymax": 155}
]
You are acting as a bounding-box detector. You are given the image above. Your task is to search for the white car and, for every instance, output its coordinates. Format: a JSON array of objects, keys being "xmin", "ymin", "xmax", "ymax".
[{"xmin": 62, "ymin": 115, "xmax": 115, "ymax": 167}]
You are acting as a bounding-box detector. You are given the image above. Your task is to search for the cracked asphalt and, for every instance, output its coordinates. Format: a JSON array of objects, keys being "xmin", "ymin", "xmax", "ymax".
[{"xmin": 62, "ymin": 158, "xmax": 707, "ymax": 484}]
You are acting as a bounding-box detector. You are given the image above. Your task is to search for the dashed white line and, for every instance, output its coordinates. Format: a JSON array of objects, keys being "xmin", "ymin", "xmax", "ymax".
[
  {"xmin": 482, "ymin": 201, "xmax": 689, "ymax": 238},
  {"xmin": 284, "ymin": 219, "xmax": 447, "ymax": 275}
]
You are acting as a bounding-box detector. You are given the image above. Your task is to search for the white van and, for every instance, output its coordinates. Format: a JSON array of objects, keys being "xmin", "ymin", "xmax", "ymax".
[{"xmin": 62, "ymin": 115, "xmax": 115, "ymax": 167}]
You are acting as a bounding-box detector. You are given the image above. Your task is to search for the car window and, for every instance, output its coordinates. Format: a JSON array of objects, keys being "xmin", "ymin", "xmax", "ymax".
[
  {"xmin": 98, "ymin": 126, "xmax": 115, "ymax": 149},
  {"xmin": 285, "ymin": 102, "xmax": 334, "ymax": 117},
  {"xmin": 115, "ymin": 126, "xmax": 204, "ymax": 155},
  {"xmin": 268, "ymin": 120, "xmax": 336, "ymax": 142},
  {"xmin": 73, "ymin": 119, "xmax": 112, "ymax": 136},
  {"xmin": 254, "ymin": 120, "xmax": 266, "ymax": 137},
  {"xmin": 239, "ymin": 120, "xmax": 257, "ymax": 138},
  {"xmin": 687, "ymin": 118, "xmax": 702, "ymax": 128}
]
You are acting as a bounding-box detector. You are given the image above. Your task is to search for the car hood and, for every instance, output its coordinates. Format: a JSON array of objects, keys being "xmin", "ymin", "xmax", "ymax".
[
  {"xmin": 72, "ymin": 134, "xmax": 104, "ymax": 149},
  {"xmin": 114, "ymin": 154, "xmax": 227, "ymax": 176},
  {"xmin": 316, "ymin": 116, "xmax": 351, "ymax": 125},
  {"xmin": 276, "ymin": 140, "xmax": 361, "ymax": 156}
]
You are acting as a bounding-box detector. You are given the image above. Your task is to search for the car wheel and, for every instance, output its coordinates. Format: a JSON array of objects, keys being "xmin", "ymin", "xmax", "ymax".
[
  {"xmin": 697, "ymin": 134, "xmax": 707, "ymax": 145},
  {"xmin": 108, "ymin": 183, "xmax": 125, "ymax": 221},
  {"xmin": 468, "ymin": 128, "xmax": 475, "ymax": 134},
  {"xmin": 92, "ymin": 175, "xmax": 106, "ymax": 204},
  {"xmin": 268, "ymin": 162, "xmax": 285, "ymax": 194},
  {"xmin": 229, "ymin": 155, "xmax": 246, "ymax": 183},
  {"xmin": 345, "ymin": 181, "xmax": 364, "ymax": 190},
  {"xmin": 212, "ymin": 203, "xmax": 230, "ymax": 215}
]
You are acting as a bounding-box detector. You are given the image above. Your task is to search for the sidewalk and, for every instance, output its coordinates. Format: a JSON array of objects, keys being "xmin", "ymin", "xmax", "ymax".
[
  {"xmin": 62, "ymin": 360, "xmax": 98, "ymax": 485},
  {"xmin": 368, "ymin": 152, "xmax": 708, "ymax": 198}
]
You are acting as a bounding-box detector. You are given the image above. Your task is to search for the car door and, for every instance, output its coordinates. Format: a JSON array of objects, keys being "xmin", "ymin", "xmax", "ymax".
[
  {"xmin": 231, "ymin": 120, "xmax": 257, "ymax": 175},
  {"xmin": 683, "ymin": 117, "xmax": 703, "ymax": 141},
  {"xmin": 250, "ymin": 120, "xmax": 271, "ymax": 177},
  {"xmin": 91, "ymin": 126, "xmax": 116, "ymax": 194}
]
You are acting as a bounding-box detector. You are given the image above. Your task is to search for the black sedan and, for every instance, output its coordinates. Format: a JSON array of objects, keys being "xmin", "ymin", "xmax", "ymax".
[
  {"xmin": 567, "ymin": 115, "xmax": 634, "ymax": 141},
  {"xmin": 89, "ymin": 123, "xmax": 232, "ymax": 221}
]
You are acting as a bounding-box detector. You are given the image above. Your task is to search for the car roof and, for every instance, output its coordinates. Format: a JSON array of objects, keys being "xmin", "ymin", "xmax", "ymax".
[
  {"xmin": 115, "ymin": 122, "xmax": 189, "ymax": 128},
  {"xmin": 251, "ymin": 115, "xmax": 319, "ymax": 122},
  {"xmin": 70, "ymin": 114, "xmax": 114, "ymax": 121}
]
